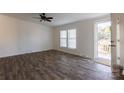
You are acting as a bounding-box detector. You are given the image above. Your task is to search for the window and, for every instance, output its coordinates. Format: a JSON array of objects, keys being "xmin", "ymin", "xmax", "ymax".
[
  {"xmin": 68, "ymin": 29, "xmax": 76, "ymax": 49},
  {"xmin": 60, "ymin": 29, "xmax": 76, "ymax": 49},
  {"xmin": 60, "ymin": 30, "xmax": 67, "ymax": 47}
]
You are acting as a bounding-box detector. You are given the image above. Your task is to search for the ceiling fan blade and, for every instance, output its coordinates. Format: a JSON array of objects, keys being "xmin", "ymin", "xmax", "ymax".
[
  {"xmin": 40, "ymin": 14, "xmax": 43, "ymax": 17},
  {"xmin": 40, "ymin": 20, "xmax": 43, "ymax": 22},
  {"xmin": 32, "ymin": 17, "xmax": 41, "ymax": 19},
  {"xmin": 46, "ymin": 19, "xmax": 52, "ymax": 22},
  {"xmin": 46, "ymin": 17, "xmax": 53, "ymax": 19}
]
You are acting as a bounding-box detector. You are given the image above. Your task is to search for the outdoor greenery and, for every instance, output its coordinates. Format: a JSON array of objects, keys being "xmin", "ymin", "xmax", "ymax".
[
  {"xmin": 97, "ymin": 24, "xmax": 111, "ymax": 60},
  {"xmin": 97, "ymin": 26, "xmax": 111, "ymax": 41}
]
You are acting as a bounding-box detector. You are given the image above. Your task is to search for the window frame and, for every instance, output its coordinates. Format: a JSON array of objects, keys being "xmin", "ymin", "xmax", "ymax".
[
  {"xmin": 67, "ymin": 29, "xmax": 77, "ymax": 49},
  {"xmin": 60, "ymin": 30, "xmax": 68, "ymax": 48},
  {"xmin": 60, "ymin": 29, "xmax": 77, "ymax": 49}
]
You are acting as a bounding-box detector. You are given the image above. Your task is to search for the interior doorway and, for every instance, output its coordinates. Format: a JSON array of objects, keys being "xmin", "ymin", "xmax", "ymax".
[{"xmin": 94, "ymin": 21, "xmax": 111, "ymax": 66}]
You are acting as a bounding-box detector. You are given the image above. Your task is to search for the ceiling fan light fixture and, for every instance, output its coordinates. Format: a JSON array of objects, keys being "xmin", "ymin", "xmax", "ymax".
[{"xmin": 33, "ymin": 13, "xmax": 53, "ymax": 22}]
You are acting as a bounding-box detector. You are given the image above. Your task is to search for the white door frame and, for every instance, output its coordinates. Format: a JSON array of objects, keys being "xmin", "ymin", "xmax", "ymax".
[
  {"xmin": 111, "ymin": 14, "xmax": 121, "ymax": 72},
  {"xmin": 94, "ymin": 20, "xmax": 111, "ymax": 66}
]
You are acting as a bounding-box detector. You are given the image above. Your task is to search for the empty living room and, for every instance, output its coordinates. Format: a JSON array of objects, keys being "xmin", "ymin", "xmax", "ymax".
[
  {"xmin": 1, "ymin": 0, "xmax": 124, "ymax": 92},
  {"xmin": 1, "ymin": 0, "xmax": 124, "ymax": 93},
  {"xmin": 0, "ymin": 13, "xmax": 124, "ymax": 80}
]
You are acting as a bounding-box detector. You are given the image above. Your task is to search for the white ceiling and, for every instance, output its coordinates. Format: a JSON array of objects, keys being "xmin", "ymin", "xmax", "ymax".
[{"xmin": 3, "ymin": 13, "xmax": 109, "ymax": 26}]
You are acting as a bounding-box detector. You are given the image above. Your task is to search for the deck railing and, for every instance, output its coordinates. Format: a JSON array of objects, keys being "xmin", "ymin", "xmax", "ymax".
[{"xmin": 98, "ymin": 42, "xmax": 111, "ymax": 54}]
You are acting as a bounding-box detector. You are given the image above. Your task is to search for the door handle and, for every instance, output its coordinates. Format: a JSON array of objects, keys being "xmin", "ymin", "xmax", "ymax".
[
  {"xmin": 111, "ymin": 40, "xmax": 115, "ymax": 43},
  {"xmin": 109, "ymin": 44, "xmax": 116, "ymax": 47}
]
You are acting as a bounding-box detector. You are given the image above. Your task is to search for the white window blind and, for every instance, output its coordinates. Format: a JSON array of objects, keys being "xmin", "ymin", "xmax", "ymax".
[
  {"xmin": 60, "ymin": 29, "xmax": 76, "ymax": 49},
  {"xmin": 60, "ymin": 30, "xmax": 67, "ymax": 47},
  {"xmin": 68, "ymin": 29, "xmax": 76, "ymax": 49}
]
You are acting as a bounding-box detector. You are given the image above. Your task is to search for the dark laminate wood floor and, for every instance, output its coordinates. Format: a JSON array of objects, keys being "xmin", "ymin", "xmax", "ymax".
[{"xmin": 0, "ymin": 50, "xmax": 123, "ymax": 80}]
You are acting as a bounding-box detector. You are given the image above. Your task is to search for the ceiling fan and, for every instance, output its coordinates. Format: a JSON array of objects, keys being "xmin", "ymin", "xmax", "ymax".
[{"xmin": 32, "ymin": 13, "xmax": 53, "ymax": 22}]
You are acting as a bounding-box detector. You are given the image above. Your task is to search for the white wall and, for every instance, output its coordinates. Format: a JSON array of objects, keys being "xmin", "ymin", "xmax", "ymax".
[
  {"xmin": 0, "ymin": 14, "xmax": 53, "ymax": 58},
  {"xmin": 53, "ymin": 15, "xmax": 110, "ymax": 59}
]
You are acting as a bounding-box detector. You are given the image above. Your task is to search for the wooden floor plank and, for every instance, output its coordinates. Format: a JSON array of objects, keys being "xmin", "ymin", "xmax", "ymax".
[{"xmin": 0, "ymin": 50, "xmax": 123, "ymax": 80}]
